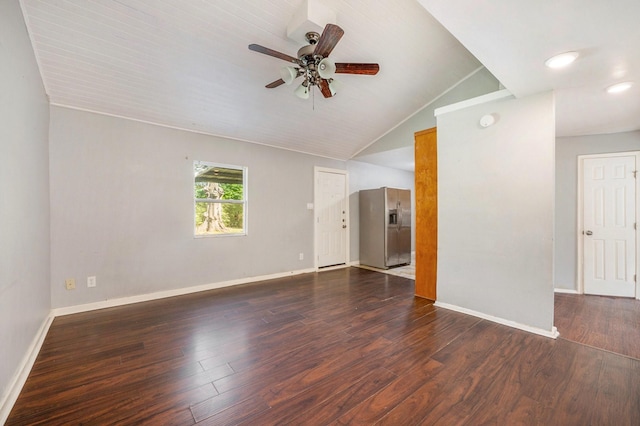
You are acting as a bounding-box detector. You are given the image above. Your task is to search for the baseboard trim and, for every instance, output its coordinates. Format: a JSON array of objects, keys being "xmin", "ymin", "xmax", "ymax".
[
  {"xmin": 0, "ymin": 313, "xmax": 54, "ymax": 425},
  {"xmin": 434, "ymin": 301, "xmax": 560, "ymax": 339},
  {"xmin": 52, "ymin": 268, "xmax": 316, "ymax": 317},
  {"xmin": 353, "ymin": 263, "xmax": 384, "ymax": 272},
  {"xmin": 3, "ymin": 268, "xmax": 317, "ymax": 421},
  {"xmin": 554, "ymin": 288, "xmax": 580, "ymax": 294}
]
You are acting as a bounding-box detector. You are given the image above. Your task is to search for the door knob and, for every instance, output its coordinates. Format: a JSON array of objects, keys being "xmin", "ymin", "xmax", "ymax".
[{"xmin": 585, "ymin": 230, "xmax": 593, "ymax": 236}]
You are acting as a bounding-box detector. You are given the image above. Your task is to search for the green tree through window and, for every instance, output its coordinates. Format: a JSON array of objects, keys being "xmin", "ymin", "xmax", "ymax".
[{"xmin": 194, "ymin": 163, "xmax": 247, "ymax": 236}]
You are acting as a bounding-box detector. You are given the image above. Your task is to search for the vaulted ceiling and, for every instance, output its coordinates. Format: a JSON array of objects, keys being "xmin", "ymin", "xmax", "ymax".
[
  {"xmin": 20, "ymin": 0, "xmax": 480, "ymax": 160},
  {"xmin": 420, "ymin": 0, "xmax": 640, "ymax": 138},
  {"xmin": 19, "ymin": 0, "xmax": 640, "ymax": 163}
]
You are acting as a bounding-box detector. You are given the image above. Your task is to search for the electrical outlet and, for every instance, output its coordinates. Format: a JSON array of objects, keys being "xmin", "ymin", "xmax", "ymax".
[
  {"xmin": 65, "ymin": 278, "xmax": 76, "ymax": 290},
  {"xmin": 87, "ymin": 276, "xmax": 96, "ymax": 288},
  {"xmin": 299, "ymin": 253, "xmax": 304, "ymax": 260}
]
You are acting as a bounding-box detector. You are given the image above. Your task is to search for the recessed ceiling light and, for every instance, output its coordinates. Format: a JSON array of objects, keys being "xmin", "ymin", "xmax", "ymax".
[
  {"xmin": 545, "ymin": 51, "xmax": 579, "ymax": 69},
  {"xmin": 606, "ymin": 81, "xmax": 633, "ymax": 94}
]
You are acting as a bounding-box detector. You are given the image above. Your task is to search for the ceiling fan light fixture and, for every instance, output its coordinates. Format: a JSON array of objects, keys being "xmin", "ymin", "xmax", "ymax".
[
  {"xmin": 544, "ymin": 51, "xmax": 579, "ymax": 69},
  {"xmin": 606, "ymin": 81, "xmax": 633, "ymax": 94},
  {"xmin": 328, "ymin": 78, "xmax": 341, "ymax": 96},
  {"xmin": 280, "ymin": 66, "xmax": 298, "ymax": 85},
  {"xmin": 294, "ymin": 82, "xmax": 310, "ymax": 99},
  {"xmin": 249, "ymin": 24, "xmax": 378, "ymax": 100},
  {"xmin": 317, "ymin": 58, "xmax": 336, "ymax": 79}
]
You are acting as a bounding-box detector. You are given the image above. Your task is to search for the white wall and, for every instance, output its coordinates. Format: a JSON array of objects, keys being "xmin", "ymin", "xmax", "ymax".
[
  {"xmin": 436, "ymin": 91, "xmax": 556, "ymax": 333},
  {"xmin": 0, "ymin": 0, "xmax": 51, "ymax": 415},
  {"xmin": 555, "ymin": 131, "xmax": 640, "ymax": 291}
]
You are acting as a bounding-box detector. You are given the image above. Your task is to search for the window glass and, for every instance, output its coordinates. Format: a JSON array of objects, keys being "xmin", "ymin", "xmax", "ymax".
[{"xmin": 194, "ymin": 162, "xmax": 247, "ymax": 236}]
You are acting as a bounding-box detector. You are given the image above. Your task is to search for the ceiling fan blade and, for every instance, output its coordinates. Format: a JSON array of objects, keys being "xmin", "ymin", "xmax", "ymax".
[
  {"xmin": 266, "ymin": 78, "xmax": 286, "ymax": 89},
  {"xmin": 314, "ymin": 24, "xmax": 344, "ymax": 58},
  {"xmin": 318, "ymin": 79, "xmax": 333, "ymax": 98},
  {"xmin": 248, "ymin": 44, "xmax": 298, "ymax": 64},
  {"xmin": 335, "ymin": 63, "xmax": 380, "ymax": 75}
]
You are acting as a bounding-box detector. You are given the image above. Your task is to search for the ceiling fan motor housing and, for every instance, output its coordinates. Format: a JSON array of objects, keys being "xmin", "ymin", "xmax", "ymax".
[{"xmin": 297, "ymin": 44, "xmax": 316, "ymax": 61}]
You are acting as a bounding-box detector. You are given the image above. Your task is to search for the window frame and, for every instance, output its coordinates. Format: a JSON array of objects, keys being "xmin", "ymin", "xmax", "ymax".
[{"xmin": 193, "ymin": 161, "xmax": 248, "ymax": 238}]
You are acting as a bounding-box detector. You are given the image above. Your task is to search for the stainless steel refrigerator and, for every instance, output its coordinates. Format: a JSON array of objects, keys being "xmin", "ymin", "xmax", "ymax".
[{"xmin": 359, "ymin": 187, "xmax": 411, "ymax": 269}]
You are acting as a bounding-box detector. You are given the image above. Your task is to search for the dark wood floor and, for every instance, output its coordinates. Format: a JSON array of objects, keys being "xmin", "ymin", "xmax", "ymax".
[
  {"xmin": 8, "ymin": 268, "xmax": 640, "ymax": 425},
  {"xmin": 554, "ymin": 292, "xmax": 640, "ymax": 360}
]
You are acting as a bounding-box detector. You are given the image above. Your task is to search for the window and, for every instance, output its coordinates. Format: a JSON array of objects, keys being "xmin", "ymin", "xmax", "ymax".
[{"xmin": 194, "ymin": 162, "xmax": 247, "ymax": 236}]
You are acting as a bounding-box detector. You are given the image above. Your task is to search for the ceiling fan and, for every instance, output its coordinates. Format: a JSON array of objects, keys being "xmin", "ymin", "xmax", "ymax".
[{"xmin": 248, "ymin": 24, "xmax": 379, "ymax": 99}]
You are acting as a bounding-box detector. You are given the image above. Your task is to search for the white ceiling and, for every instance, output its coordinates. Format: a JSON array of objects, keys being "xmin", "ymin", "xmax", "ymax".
[
  {"xmin": 19, "ymin": 0, "xmax": 481, "ymax": 160},
  {"xmin": 19, "ymin": 1, "xmax": 639, "ymax": 165},
  {"xmin": 419, "ymin": 0, "xmax": 640, "ymax": 138}
]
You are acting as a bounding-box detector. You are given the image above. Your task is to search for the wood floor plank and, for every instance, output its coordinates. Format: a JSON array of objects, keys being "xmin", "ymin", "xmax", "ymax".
[
  {"xmin": 7, "ymin": 269, "xmax": 640, "ymax": 424},
  {"xmin": 378, "ymin": 331, "xmax": 520, "ymax": 425},
  {"xmin": 381, "ymin": 309, "xmax": 481, "ymax": 375},
  {"xmin": 590, "ymin": 354, "xmax": 640, "ymax": 426},
  {"xmin": 9, "ymin": 357, "xmax": 208, "ymax": 425},
  {"xmin": 191, "ymin": 394, "xmax": 270, "ymax": 424},
  {"xmin": 415, "ymin": 323, "xmax": 527, "ymax": 425},
  {"xmin": 343, "ymin": 296, "xmax": 436, "ymax": 337},
  {"xmin": 541, "ymin": 342, "xmax": 606, "ymax": 425},
  {"xmin": 265, "ymin": 335, "xmax": 393, "ymax": 406},
  {"xmin": 460, "ymin": 331, "xmax": 558, "ymax": 425},
  {"xmin": 220, "ymin": 320, "xmax": 349, "ymax": 373},
  {"xmin": 284, "ymin": 367, "xmax": 399, "ymax": 426},
  {"xmin": 91, "ymin": 382, "xmax": 215, "ymax": 425},
  {"xmin": 137, "ymin": 407, "xmax": 196, "ymax": 426},
  {"xmin": 460, "ymin": 332, "xmax": 543, "ymax": 420},
  {"xmin": 213, "ymin": 328, "xmax": 352, "ymax": 395},
  {"xmin": 333, "ymin": 359, "xmax": 445, "ymax": 425},
  {"xmin": 555, "ymin": 293, "xmax": 640, "ymax": 359},
  {"xmin": 240, "ymin": 367, "xmax": 398, "ymax": 426},
  {"xmin": 501, "ymin": 394, "xmax": 541, "ymax": 426}
]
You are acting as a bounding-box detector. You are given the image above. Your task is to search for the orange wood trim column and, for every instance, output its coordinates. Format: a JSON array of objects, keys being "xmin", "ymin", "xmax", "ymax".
[{"xmin": 414, "ymin": 127, "xmax": 437, "ymax": 300}]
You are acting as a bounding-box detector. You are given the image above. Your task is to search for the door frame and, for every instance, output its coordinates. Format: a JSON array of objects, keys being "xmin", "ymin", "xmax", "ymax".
[
  {"xmin": 576, "ymin": 151, "xmax": 640, "ymax": 299},
  {"xmin": 313, "ymin": 166, "xmax": 350, "ymax": 270}
]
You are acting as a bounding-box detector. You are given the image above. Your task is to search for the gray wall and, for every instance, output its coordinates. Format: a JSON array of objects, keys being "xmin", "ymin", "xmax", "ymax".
[
  {"xmin": 436, "ymin": 92, "xmax": 556, "ymax": 332},
  {"xmin": 0, "ymin": 0, "xmax": 51, "ymax": 411},
  {"xmin": 49, "ymin": 106, "xmax": 412, "ymax": 308},
  {"xmin": 49, "ymin": 106, "xmax": 342, "ymax": 308},
  {"xmin": 355, "ymin": 67, "xmax": 500, "ymax": 158},
  {"xmin": 555, "ymin": 131, "xmax": 640, "ymax": 291}
]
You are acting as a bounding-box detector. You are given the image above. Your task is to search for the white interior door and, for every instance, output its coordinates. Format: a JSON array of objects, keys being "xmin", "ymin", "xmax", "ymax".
[
  {"xmin": 582, "ymin": 155, "xmax": 636, "ymax": 297},
  {"xmin": 315, "ymin": 169, "xmax": 348, "ymax": 268}
]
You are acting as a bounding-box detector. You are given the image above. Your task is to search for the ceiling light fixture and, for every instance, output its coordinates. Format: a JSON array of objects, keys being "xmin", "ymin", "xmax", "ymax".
[
  {"xmin": 274, "ymin": 32, "xmax": 341, "ymax": 99},
  {"xmin": 294, "ymin": 81, "xmax": 310, "ymax": 99},
  {"xmin": 606, "ymin": 81, "xmax": 633, "ymax": 94},
  {"xmin": 545, "ymin": 51, "xmax": 579, "ymax": 69},
  {"xmin": 280, "ymin": 66, "xmax": 298, "ymax": 85},
  {"xmin": 317, "ymin": 58, "xmax": 336, "ymax": 79},
  {"xmin": 328, "ymin": 78, "xmax": 341, "ymax": 96}
]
